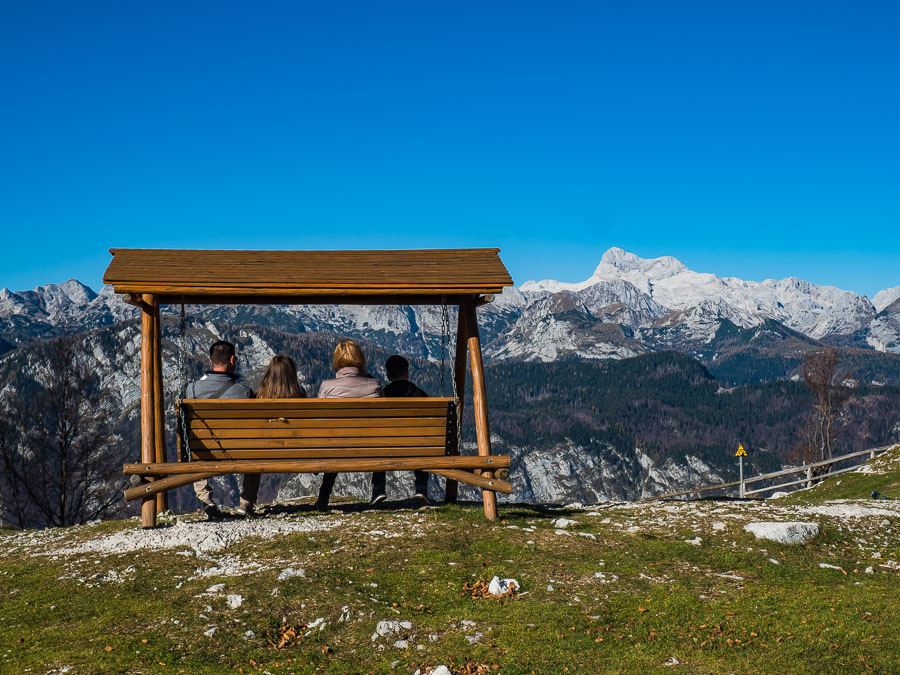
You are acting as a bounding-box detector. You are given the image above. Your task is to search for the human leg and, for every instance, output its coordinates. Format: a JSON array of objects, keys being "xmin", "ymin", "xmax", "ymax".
[
  {"xmin": 371, "ymin": 471, "xmax": 386, "ymax": 504},
  {"xmin": 316, "ymin": 472, "xmax": 337, "ymax": 510}
]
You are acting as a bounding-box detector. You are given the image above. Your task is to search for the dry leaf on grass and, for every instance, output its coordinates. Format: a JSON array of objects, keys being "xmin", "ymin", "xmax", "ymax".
[{"xmin": 269, "ymin": 623, "xmax": 308, "ymax": 649}]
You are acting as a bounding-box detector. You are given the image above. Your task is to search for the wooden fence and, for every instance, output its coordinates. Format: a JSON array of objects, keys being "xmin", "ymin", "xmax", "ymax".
[{"xmin": 643, "ymin": 444, "xmax": 896, "ymax": 501}]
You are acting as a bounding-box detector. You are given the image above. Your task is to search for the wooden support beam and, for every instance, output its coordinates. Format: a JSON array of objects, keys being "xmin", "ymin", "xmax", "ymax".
[
  {"xmin": 124, "ymin": 472, "xmax": 215, "ymax": 502},
  {"xmin": 151, "ymin": 297, "xmax": 167, "ymax": 513},
  {"xmin": 139, "ymin": 294, "xmax": 157, "ymax": 528},
  {"xmin": 124, "ymin": 454, "xmax": 511, "ymax": 476},
  {"xmin": 120, "ymin": 293, "xmax": 153, "ymax": 311},
  {"xmin": 473, "ymin": 294, "xmax": 495, "ymax": 307},
  {"xmin": 445, "ymin": 299, "xmax": 470, "ymax": 504},
  {"xmin": 464, "ymin": 301, "xmax": 499, "ymax": 521},
  {"xmin": 426, "ymin": 469, "xmax": 511, "ymax": 494}
]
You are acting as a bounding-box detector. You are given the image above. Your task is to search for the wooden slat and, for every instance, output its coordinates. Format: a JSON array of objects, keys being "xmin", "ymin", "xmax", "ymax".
[
  {"xmin": 184, "ymin": 397, "xmax": 453, "ymax": 409},
  {"xmin": 157, "ymin": 293, "xmax": 474, "ymax": 306},
  {"xmin": 189, "ymin": 435, "xmax": 446, "ymax": 450},
  {"xmin": 188, "ymin": 426, "xmax": 446, "ymax": 439},
  {"xmin": 190, "ymin": 447, "xmax": 447, "ymax": 460},
  {"xmin": 189, "ymin": 417, "xmax": 447, "ymax": 430},
  {"xmin": 125, "ymin": 454, "xmax": 512, "ymax": 475}
]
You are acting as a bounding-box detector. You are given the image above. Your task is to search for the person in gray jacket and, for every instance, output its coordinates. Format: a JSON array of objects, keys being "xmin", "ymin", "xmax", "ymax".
[
  {"xmin": 315, "ymin": 340, "xmax": 383, "ymax": 509},
  {"xmin": 186, "ymin": 340, "xmax": 257, "ymax": 520}
]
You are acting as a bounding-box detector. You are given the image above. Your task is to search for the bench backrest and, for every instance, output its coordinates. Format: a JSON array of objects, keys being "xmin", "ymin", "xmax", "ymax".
[{"xmin": 178, "ymin": 397, "xmax": 458, "ymax": 461}]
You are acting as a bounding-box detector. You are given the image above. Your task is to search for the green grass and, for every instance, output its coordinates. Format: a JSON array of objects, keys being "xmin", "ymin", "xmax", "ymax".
[{"xmin": 2, "ymin": 459, "xmax": 898, "ymax": 674}]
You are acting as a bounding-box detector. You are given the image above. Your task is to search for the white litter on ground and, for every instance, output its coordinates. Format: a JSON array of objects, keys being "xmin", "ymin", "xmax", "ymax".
[
  {"xmin": 487, "ymin": 576, "xmax": 518, "ymax": 596},
  {"xmin": 277, "ymin": 567, "xmax": 306, "ymax": 580}
]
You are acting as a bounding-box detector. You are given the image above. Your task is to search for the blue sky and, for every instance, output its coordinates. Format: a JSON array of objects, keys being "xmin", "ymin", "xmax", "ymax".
[{"xmin": 2, "ymin": 1, "xmax": 898, "ymax": 298}]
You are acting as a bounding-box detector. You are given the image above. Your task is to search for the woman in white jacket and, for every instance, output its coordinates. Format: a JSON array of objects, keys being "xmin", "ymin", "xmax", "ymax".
[{"xmin": 314, "ymin": 340, "xmax": 383, "ymax": 510}]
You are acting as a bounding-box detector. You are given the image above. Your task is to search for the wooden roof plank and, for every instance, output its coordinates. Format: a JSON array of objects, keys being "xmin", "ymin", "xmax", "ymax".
[{"xmin": 104, "ymin": 248, "xmax": 512, "ymax": 300}]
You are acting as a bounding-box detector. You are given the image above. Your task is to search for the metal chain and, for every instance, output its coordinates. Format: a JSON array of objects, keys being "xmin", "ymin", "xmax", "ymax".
[
  {"xmin": 439, "ymin": 300, "xmax": 449, "ymax": 396},
  {"xmin": 176, "ymin": 302, "xmax": 192, "ymax": 462},
  {"xmin": 441, "ymin": 300, "xmax": 462, "ymax": 455}
]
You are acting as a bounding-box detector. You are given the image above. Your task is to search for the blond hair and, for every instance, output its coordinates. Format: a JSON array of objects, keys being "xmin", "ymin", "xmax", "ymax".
[
  {"xmin": 332, "ymin": 340, "xmax": 366, "ymax": 372},
  {"xmin": 257, "ymin": 354, "xmax": 305, "ymax": 399}
]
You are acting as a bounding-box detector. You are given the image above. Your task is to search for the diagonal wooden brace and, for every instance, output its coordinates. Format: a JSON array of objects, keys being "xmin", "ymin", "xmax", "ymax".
[
  {"xmin": 123, "ymin": 472, "xmax": 215, "ymax": 502},
  {"xmin": 425, "ymin": 469, "xmax": 512, "ymax": 494}
]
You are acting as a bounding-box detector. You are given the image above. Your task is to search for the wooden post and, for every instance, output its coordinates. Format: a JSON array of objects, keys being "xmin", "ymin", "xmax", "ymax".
[
  {"xmin": 464, "ymin": 300, "xmax": 498, "ymax": 521},
  {"xmin": 445, "ymin": 301, "xmax": 470, "ymax": 504},
  {"xmin": 140, "ymin": 294, "xmax": 158, "ymax": 528},
  {"xmin": 151, "ymin": 297, "xmax": 167, "ymax": 514}
]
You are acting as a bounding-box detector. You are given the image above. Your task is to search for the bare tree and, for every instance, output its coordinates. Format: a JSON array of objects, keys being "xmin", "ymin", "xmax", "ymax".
[
  {"xmin": 796, "ymin": 346, "xmax": 852, "ymax": 470},
  {"xmin": 0, "ymin": 336, "xmax": 128, "ymax": 528}
]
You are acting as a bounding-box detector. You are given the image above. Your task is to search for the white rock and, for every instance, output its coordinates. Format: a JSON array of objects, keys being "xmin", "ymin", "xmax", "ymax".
[
  {"xmin": 685, "ymin": 537, "xmax": 702, "ymax": 546},
  {"xmin": 546, "ymin": 584, "xmax": 554, "ymax": 592},
  {"xmin": 243, "ymin": 630, "xmax": 255, "ymax": 639},
  {"xmin": 743, "ymin": 521, "xmax": 820, "ymax": 545},
  {"xmin": 226, "ymin": 594, "xmax": 243, "ymax": 609},
  {"xmin": 465, "ymin": 632, "xmax": 483, "ymax": 644},
  {"xmin": 865, "ymin": 567, "xmax": 874, "ymax": 574},
  {"xmin": 206, "ymin": 583, "xmax": 225, "ymax": 593},
  {"xmin": 203, "ymin": 627, "xmax": 217, "ymax": 637},
  {"xmin": 768, "ymin": 492, "xmax": 790, "ymax": 499},
  {"xmin": 375, "ymin": 620, "xmax": 411, "ymax": 637},
  {"xmin": 277, "ymin": 568, "xmax": 305, "ymax": 580},
  {"xmin": 487, "ymin": 576, "xmax": 519, "ymax": 596},
  {"xmin": 663, "ymin": 656, "xmax": 680, "ymax": 666},
  {"xmin": 553, "ymin": 518, "xmax": 579, "ymax": 529},
  {"xmin": 430, "ymin": 667, "xmax": 452, "ymax": 675},
  {"xmin": 880, "ymin": 519, "xmax": 891, "ymax": 527},
  {"xmin": 393, "ymin": 639, "xmax": 409, "ymax": 649},
  {"xmin": 768, "ymin": 558, "xmax": 780, "ymax": 565}
]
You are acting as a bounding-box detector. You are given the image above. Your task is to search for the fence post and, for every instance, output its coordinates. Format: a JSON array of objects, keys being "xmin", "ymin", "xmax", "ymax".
[
  {"xmin": 870, "ymin": 449, "xmax": 876, "ymax": 460},
  {"xmin": 806, "ymin": 464, "xmax": 813, "ymax": 488},
  {"xmin": 739, "ymin": 455, "xmax": 745, "ymax": 498}
]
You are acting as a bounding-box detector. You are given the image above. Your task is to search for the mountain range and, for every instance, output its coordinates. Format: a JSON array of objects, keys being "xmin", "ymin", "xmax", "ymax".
[
  {"xmin": 2, "ymin": 249, "xmax": 899, "ymax": 516},
  {"xmin": 3, "ymin": 248, "xmax": 899, "ymax": 365}
]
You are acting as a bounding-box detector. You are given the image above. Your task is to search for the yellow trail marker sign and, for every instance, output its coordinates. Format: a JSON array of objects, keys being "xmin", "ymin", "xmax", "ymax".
[{"xmin": 735, "ymin": 444, "xmax": 747, "ymax": 457}]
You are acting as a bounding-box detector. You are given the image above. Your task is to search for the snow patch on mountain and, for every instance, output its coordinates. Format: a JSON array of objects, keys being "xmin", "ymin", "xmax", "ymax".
[{"xmin": 874, "ymin": 287, "xmax": 900, "ymax": 314}]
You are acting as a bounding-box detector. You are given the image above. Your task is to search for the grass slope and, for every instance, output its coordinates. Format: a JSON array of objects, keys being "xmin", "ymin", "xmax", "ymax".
[{"xmin": 2, "ymin": 454, "xmax": 898, "ymax": 674}]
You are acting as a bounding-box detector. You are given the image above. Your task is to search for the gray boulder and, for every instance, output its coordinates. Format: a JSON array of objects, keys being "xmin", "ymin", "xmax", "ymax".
[{"xmin": 743, "ymin": 521, "xmax": 820, "ymax": 544}]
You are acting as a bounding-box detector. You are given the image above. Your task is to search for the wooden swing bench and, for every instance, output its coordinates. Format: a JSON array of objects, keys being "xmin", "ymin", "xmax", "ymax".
[
  {"xmin": 123, "ymin": 397, "xmax": 511, "ymax": 501},
  {"xmin": 104, "ymin": 248, "xmax": 515, "ymax": 527}
]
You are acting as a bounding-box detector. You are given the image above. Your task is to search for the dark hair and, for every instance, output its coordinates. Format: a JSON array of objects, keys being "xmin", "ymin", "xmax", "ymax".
[
  {"xmin": 209, "ymin": 340, "xmax": 236, "ymax": 367},
  {"xmin": 257, "ymin": 354, "xmax": 305, "ymax": 399},
  {"xmin": 385, "ymin": 354, "xmax": 409, "ymax": 381}
]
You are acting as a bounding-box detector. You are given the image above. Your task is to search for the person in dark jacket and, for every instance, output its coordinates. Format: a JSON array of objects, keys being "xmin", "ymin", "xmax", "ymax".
[
  {"xmin": 370, "ymin": 354, "xmax": 432, "ymax": 505},
  {"xmin": 185, "ymin": 340, "xmax": 256, "ymax": 520}
]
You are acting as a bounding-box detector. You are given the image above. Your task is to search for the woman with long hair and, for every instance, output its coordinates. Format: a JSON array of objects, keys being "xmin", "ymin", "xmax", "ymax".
[
  {"xmin": 242, "ymin": 355, "xmax": 306, "ymax": 517},
  {"xmin": 258, "ymin": 354, "xmax": 307, "ymax": 399},
  {"xmin": 315, "ymin": 340, "xmax": 383, "ymax": 509}
]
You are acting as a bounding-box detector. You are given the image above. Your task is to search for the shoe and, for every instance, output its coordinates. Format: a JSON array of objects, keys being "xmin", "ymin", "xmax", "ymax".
[
  {"xmin": 369, "ymin": 493, "xmax": 387, "ymax": 506},
  {"xmin": 414, "ymin": 492, "xmax": 432, "ymax": 506},
  {"xmin": 203, "ymin": 503, "xmax": 225, "ymax": 521},
  {"xmin": 236, "ymin": 502, "xmax": 256, "ymax": 518}
]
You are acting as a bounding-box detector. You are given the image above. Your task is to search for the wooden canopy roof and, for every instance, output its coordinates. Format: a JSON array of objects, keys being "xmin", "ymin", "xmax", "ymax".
[{"xmin": 103, "ymin": 248, "xmax": 513, "ymax": 305}]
